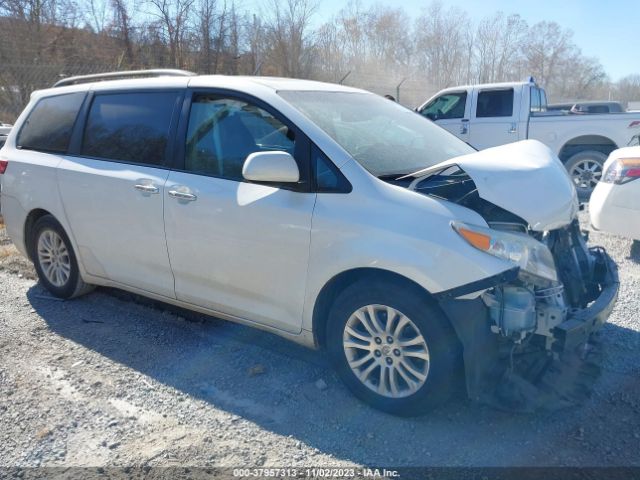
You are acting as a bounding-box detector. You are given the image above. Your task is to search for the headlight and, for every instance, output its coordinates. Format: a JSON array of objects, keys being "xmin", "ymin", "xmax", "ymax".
[{"xmin": 452, "ymin": 221, "xmax": 558, "ymax": 282}]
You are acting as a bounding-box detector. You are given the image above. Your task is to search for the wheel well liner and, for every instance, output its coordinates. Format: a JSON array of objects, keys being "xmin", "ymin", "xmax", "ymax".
[
  {"xmin": 24, "ymin": 208, "xmax": 53, "ymax": 260},
  {"xmin": 558, "ymin": 135, "xmax": 618, "ymax": 162}
]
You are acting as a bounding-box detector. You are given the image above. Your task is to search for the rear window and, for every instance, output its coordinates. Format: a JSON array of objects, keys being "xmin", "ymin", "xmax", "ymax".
[
  {"xmin": 17, "ymin": 93, "xmax": 85, "ymax": 153},
  {"xmin": 82, "ymin": 91, "xmax": 178, "ymax": 166},
  {"xmin": 586, "ymin": 105, "xmax": 609, "ymax": 114},
  {"xmin": 476, "ymin": 89, "xmax": 514, "ymax": 118}
]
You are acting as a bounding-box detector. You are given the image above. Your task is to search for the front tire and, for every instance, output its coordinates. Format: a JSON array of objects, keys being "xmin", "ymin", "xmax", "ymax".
[
  {"xmin": 326, "ymin": 279, "xmax": 460, "ymax": 416},
  {"xmin": 30, "ymin": 215, "xmax": 93, "ymax": 299}
]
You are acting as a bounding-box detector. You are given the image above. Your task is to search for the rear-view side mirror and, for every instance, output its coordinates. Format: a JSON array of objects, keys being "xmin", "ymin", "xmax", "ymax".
[{"xmin": 242, "ymin": 151, "xmax": 300, "ymax": 183}]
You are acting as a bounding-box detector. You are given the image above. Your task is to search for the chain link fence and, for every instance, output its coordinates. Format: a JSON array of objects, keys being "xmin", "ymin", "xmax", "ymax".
[{"xmin": 336, "ymin": 71, "xmax": 439, "ymax": 108}]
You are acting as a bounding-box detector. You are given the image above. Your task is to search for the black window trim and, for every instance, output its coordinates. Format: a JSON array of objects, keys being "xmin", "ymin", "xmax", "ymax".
[
  {"xmin": 475, "ymin": 87, "xmax": 515, "ymax": 119},
  {"xmin": 173, "ymin": 88, "xmax": 313, "ymax": 193},
  {"xmin": 17, "ymin": 91, "xmax": 88, "ymax": 155},
  {"xmin": 68, "ymin": 88, "xmax": 184, "ymax": 170},
  {"xmin": 311, "ymin": 143, "xmax": 352, "ymax": 194}
]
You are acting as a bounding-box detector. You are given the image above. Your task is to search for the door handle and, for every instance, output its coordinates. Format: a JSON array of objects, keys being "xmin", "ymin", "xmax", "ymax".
[
  {"xmin": 134, "ymin": 184, "xmax": 159, "ymax": 194},
  {"xmin": 508, "ymin": 123, "xmax": 517, "ymax": 134},
  {"xmin": 168, "ymin": 189, "xmax": 197, "ymax": 201},
  {"xmin": 460, "ymin": 119, "xmax": 469, "ymax": 135}
]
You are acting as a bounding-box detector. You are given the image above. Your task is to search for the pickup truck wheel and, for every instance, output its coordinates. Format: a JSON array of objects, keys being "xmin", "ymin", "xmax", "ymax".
[
  {"xmin": 565, "ymin": 150, "xmax": 607, "ymax": 197},
  {"xmin": 30, "ymin": 215, "xmax": 94, "ymax": 299},
  {"xmin": 326, "ymin": 280, "xmax": 459, "ymax": 416}
]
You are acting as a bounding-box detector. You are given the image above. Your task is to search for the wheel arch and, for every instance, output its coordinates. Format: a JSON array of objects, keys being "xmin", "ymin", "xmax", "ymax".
[
  {"xmin": 558, "ymin": 134, "xmax": 618, "ymax": 163},
  {"xmin": 23, "ymin": 208, "xmax": 55, "ymax": 261},
  {"xmin": 312, "ymin": 267, "xmax": 444, "ymax": 349}
]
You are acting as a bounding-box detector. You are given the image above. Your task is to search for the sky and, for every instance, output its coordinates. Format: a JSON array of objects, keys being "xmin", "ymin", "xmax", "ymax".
[{"xmin": 279, "ymin": 0, "xmax": 638, "ymax": 82}]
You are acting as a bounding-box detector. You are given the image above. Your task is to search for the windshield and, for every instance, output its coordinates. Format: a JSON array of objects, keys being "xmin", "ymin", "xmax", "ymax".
[{"xmin": 278, "ymin": 91, "xmax": 475, "ymax": 177}]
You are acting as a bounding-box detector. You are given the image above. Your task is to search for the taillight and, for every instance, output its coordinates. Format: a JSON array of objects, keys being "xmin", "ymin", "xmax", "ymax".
[
  {"xmin": 602, "ymin": 157, "xmax": 640, "ymax": 184},
  {"xmin": 0, "ymin": 159, "xmax": 8, "ymax": 175}
]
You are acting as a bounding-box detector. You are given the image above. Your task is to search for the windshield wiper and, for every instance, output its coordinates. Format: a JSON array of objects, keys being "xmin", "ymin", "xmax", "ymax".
[{"xmin": 377, "ymin": 173, "xmax": 407, "ymax": 181}]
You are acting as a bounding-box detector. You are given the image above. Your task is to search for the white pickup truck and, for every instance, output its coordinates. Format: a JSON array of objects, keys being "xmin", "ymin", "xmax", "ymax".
[{"xmin": 417, "ymin": 81, "xmax": 640, "ymax": 195}]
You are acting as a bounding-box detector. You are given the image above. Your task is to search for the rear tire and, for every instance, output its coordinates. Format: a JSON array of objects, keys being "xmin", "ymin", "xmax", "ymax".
[
  {"xmin": 565, "ymin": 150, "xmax": 607, "ymax": 198},
  {"xmin": 30, "ymin": 215, "xmax": 94, "ymax": 299},
  {"xmin": 326, "ymin": 279, "xmax": 460, "ymax": 416}
]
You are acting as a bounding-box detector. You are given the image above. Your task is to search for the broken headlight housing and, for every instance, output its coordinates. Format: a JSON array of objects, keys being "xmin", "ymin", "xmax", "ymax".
[{"xmin": 452, "ymin": 221, "xmax": 558, "ymax": 283}]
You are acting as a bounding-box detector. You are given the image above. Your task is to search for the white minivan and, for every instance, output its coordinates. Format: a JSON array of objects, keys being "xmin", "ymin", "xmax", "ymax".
[{"xmin": 0, "ymin": 71, "xmax": 619, "ymax": 415}]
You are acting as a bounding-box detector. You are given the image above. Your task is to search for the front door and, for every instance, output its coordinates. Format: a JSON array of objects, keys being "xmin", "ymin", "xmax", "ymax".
[
  {"xmin": 163, "ymin": 92, "xmax": 316, "ymax": 333},
  {"xmin": 417, "ymin": 90, "xmax": 471, "ymax": 143}
]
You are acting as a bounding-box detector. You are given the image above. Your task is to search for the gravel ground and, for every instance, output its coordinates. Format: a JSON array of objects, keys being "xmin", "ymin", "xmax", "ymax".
[{"xmin": 0, "ymin": 210, "xmax": 639, "ymax": 469}]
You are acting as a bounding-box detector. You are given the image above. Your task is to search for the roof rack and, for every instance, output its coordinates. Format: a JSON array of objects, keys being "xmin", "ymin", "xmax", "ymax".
[{"xmin": 52, "ymin": 69, "xmax": 197, "ymax": 88}]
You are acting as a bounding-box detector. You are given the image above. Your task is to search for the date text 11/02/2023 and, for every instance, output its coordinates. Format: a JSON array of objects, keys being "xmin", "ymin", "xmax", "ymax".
[{"xmin": 232, "ymin": 468, "xmax": 400, "ymax": 478}]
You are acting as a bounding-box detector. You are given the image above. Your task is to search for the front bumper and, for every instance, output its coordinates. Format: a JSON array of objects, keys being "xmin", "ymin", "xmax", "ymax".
[
  {"xmin": 551, "ymin": 247, "xmax": 619, "ymax": 352},
  {"xmin": 440, "ymin": 245, "xmax": 619, "ymax": 409}
]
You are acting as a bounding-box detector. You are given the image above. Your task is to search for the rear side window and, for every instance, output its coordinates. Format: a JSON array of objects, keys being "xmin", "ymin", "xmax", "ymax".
[
  {"xmin": 82, "ymin": 92, "xmax": 178, "ymax": 166},
  {"xmin": 17, "ymin": 93, "xmax": 85, "ymax": 153},
  {"xmin": 476, "ymin": 89, "xmax": 514, "ymax": 118},
  {"xmin": 587, "ymin": 105, "xmax": 609, "ymax": 114}
]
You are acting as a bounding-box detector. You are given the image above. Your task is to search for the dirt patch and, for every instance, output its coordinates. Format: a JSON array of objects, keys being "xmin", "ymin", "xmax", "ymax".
[{"xmin": 0, "ymin": 214, "xmax": 36, "ymax": 280}]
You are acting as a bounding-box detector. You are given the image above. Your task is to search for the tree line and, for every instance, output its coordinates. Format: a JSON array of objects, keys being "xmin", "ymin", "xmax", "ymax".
[{"xmin": 1, "ymin": 0, "xmax": 639, "ymax": 120}]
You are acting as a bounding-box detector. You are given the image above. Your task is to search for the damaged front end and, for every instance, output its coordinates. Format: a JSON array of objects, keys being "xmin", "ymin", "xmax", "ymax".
[
  {"xmin": 445, "ymin": 221, "xmax": 618, "ymax": 412},
  {"xmin": 401, "ymin": 151, "xmax": 619, "ymax": 411}
]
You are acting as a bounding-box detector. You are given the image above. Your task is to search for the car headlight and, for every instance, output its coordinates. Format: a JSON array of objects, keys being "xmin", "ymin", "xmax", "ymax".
[{"xmin": 452, "ymin": 221, "xmax": 558, "ymax": 282}]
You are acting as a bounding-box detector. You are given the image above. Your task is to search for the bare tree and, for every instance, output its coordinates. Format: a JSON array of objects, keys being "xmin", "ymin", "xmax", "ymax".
[
  {"xmin": 147, "ymin": 0, "xmax": 194, "ymax": 68},
  {"xmin": 262, "ymin": 0, "xmax": 318, "ymax": 78},
  {"xmin": 522, "ymin": 21, "xmax": 573, "ymax": 86},
  {"xmin": 474, "ymin": 13, "xmax": 526, "ymax": 83},
  {"xmin": 335, "ymin": 1, "xmax": 368, "ymax": 68},
  {"xmin": 85, "ymin": 0, "xmax": 109, "ymax": 32},
  {"xmin": 414, "ymin": 1, "xmax": 472, "ymax": 88},
  {"xmin": 616, "ymin": 74, "xmax": 640, "ymax": 108},
  {"xmin": 196, "ymin": 0, "xmax": 216, "ymax": 73},
  {"xmin": 246, "ymin": 13, "xmax": 265, "ymax": 75},
  {"xmin": 111, "ymin": 0, "xmax": 136, "ymax": 67},
  {"xmin": 365, "ymin": 5, "xmax": 412, "ymax": 68},
  {"xmin": 0, "ymin": 0, "xmax": 633, "ymax": 119}
]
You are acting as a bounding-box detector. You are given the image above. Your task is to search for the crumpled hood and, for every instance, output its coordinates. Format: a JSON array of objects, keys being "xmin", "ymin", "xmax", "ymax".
[{"xmin": 408, "ymin": 140, "xmax": 579, "ymax": 231}]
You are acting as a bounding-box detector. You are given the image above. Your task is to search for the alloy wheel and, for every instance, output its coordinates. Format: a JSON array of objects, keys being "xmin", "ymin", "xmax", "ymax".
[
  {"xmin": 343, "ymin": 304, "xmax": 430, "ymax": 398},
  {"xmin": 37, "ymin": 229, "xmax": 71, "ymax": 287},
  {"xmin": 569, "ymin": 158, "xmax": 603, "ymax": 190}
]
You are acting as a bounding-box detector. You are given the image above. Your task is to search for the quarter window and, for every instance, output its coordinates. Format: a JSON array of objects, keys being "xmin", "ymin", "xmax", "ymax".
[
  {"xmin": 313, "ymin": 146, "xmax": 350, "ymax": 193},
  {"xmin": 81, "ymin": 92, "xmax": 178, "ymax": 166},
  {"xmin": 476, "ymin": 89, "xmax": 514, "ymax": 118},
  {"xmin": 17, "ymin": 92, "xmax": 85, "ymax": 153},
  {"xmin": 185, "ymin": 94, "xmax": 295, "ymax": 181}
]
